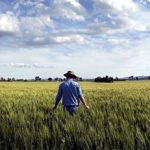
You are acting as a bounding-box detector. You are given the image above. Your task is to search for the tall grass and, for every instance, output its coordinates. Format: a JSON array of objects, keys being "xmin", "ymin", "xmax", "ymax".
[{"xmin": 0, "ymin": 81, "xmax": 150, "ymax": 149}]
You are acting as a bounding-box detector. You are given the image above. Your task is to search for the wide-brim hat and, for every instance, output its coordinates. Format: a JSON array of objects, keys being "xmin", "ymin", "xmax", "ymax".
[{"xmin": 64, "ymin": 71, "xmax": 78, "ymax": 78}]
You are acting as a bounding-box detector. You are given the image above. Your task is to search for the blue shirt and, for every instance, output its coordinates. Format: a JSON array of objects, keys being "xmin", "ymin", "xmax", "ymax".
[{"xmin": 55, "ymin": 79, "xmax": 83, "ymax": 106}]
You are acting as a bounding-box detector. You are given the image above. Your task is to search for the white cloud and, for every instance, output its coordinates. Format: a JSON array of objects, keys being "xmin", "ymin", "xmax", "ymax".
[
  {"xmin": 33, "ymin": 37, "xmax": 46, "ymax": 43},
  {"xmin": 94, "ymin": 0, "xmax": 138, "ymax": 14},
  {"xmin": 33, "ymin": 63, "xmax": 54, "ymax": 68},
  {"xmin": 10, "ymin": 62, "xmax": 31, "ymax": 68},
  {"xmin": 13, "ymin": 0, "xmax": 86, "ymax": 21},
  {"xmin": 107, "ymin": 38, "xmax": 130, "ymax": 45},
  {"xmin": 24, "ymin": 34, "xmax": 87, "ymax": 46},
  {"xmin": 132, "ymin": 11, "xmax": 150, "ymax": 31},
  {"xmin": 66, "ymin": 0, "xmax": 82, "ymax": 8},
  {"xmin": 20, "ymin": 16, "xmax": 53, "ymax": 35},
  {"xmin": 51, "ymin": 0, "xmax": 86, "ymax": 21},
  {"xmin": 0, "ymin": 12, "xmax": 19, "ymax": 35},
  {"xmin": 54, "ymin": 35, "xmax": 86, "ymax": 44},
  {"xmin": 91, "ymin": 0, "xmax": 150, "ymax": 35},
  {"xmin": 114, "ymin": 15, "xmax": 147, "ymax": 32},
  {"xmin": 10, "ymin": 62, "xmax": 54, "ymax": 69},
  {"xmin": 109, "ymin": 0, "xmax": 138, "ymax": 12}
]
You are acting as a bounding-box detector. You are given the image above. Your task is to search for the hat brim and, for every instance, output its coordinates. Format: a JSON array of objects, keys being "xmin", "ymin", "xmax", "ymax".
[{"xmin": 64, "ymin": 73, "xmax": 77, "ymax": 78}]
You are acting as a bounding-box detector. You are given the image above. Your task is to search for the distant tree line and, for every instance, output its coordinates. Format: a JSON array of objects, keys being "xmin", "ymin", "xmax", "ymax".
[
  {"xmin": 94, "ymin": 76, "xmax": 113, "ymax": 83},
  {"xmin": 128, "ymin": 76, "xmax": 150, "ymax": 80},
  {"xmin": 1, "ymin": 76, "xmax": 150, "ymax": 82},
  {"xmin": 0, "ymin": 76, "xmax": 83, "ymax": 82},
  {"xmin": 0, "ymin": 77, "xmax": 28, "ymax": 82}
]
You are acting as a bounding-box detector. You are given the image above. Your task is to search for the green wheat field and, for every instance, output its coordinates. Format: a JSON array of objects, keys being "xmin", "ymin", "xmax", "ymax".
[{"xmin": 0, "ymin": 81, "xmax": 150, "ymax": 150}]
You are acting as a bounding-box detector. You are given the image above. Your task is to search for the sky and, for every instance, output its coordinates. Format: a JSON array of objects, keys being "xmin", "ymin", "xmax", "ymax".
[{"xmin": 0, "ymin": 0, "xmax": 150, "ymax": 79}]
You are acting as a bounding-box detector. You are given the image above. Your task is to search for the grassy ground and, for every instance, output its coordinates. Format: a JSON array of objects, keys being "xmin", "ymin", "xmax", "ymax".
[{"xmin": 0, "ymin": 81, "xmax": 150, "ymax": 149}]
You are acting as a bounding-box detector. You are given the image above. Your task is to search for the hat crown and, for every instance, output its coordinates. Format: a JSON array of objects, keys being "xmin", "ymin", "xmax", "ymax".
[
  {"xmin": 67, "ymin": 71, "xmax": 74, "ymax": 74},
  {"xmin": 64, "ymin": 71, "xmax": 77, "ymax": 78}
]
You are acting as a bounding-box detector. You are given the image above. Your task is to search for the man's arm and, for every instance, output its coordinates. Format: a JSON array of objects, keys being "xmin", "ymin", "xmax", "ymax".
[
  {"xmin": 53, "ymin": 85, "xmax": 62, "ymax": 110},
  {"xmin": 77, "ymin": 84, "xmax": 89, "ymax": 109},
  {"xmin": 80, "ymin": 96, "xmax": 89, "ymax": 109}
]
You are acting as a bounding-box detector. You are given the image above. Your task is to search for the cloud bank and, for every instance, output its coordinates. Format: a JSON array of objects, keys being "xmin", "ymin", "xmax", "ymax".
[{"xmin": 0, "ymin": 0, "xmax": 150, "ymax": 78}]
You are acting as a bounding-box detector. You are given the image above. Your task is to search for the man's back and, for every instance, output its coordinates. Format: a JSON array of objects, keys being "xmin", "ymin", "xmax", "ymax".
[{"xmin": 56, "ymin": 79, "xmax": 83, "ymax": 106}]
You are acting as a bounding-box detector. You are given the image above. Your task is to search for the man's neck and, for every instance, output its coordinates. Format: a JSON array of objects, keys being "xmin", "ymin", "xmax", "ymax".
[{"xmin": 67, "ymin": 78, "xmax": 73, "ymax": 80}]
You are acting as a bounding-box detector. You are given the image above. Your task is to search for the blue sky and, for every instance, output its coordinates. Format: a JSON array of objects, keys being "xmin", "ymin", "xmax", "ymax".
[{"xmin": 0, "ymin": 0, "xmax": 150, "ymax": 79}]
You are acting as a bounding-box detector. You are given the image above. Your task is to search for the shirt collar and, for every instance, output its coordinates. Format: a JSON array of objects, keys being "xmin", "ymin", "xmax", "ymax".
[{"xmin": 67, "ymin": 78, "xmax": 73, "ymax": 81}]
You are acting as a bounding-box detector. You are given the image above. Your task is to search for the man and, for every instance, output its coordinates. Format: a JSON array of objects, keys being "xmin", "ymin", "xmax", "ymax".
[{"xmin": 53, "ymin": 71, "xmax": 89, "ymax": 115}]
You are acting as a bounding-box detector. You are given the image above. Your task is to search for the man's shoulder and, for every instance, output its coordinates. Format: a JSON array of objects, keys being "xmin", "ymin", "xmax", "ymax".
[
  {"xmin": 59, "ymin": 82, "xmax": 65, "ymax": 88},
  {"xmin": 61, "ymin": 79, "xmax": 79, "ymax": 87},
  {"xmin": 60, "ymin": 81, "xmax": 68, "ymax": 86},
  {"xmin": 71, "ymin": 80, "xmax": 79, "ymax": 86}
]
